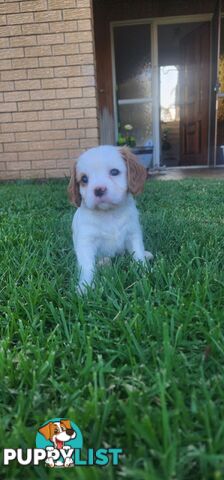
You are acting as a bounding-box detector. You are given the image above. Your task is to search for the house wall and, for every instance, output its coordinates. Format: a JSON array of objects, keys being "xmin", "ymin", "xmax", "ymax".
[
  {"xmin": 93, "ymin": 0, "xmax": 216, "ymax": 145},
  {"xmin": 0, "ymin": 0, "xmax": 99, "ymax": 181}
]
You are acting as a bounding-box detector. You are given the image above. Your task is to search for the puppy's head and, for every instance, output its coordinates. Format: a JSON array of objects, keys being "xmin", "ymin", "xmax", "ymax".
[
  {"xmin": 39, "ymin": 420, "xmax": 76, "ymax": 446},
  {"xmin": 68, "ymin": 145, "xmax": 147, "ymax": 210}
]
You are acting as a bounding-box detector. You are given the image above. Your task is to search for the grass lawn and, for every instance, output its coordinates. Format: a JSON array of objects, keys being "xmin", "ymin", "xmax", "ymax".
[{"xmin": 0, "ymin": 178, "xmax": 224, "ymax": 480}]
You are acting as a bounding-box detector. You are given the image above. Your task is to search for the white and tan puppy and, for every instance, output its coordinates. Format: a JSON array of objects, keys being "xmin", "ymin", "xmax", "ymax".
[{"xmin": 68, "ymin": 145, "xmax": 153, "ymax": 293}]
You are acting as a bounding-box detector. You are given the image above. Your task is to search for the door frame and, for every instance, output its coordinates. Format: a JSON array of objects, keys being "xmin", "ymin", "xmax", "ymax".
[{"xmin": 111, "ymin": 13, "xmax": 212, "ymax": 168}]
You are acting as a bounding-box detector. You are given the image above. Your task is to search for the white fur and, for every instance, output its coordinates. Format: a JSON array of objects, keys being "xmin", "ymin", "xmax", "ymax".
[{"xmin": 71, "ymin": 145, "xmax": 153, "ymax": 293}]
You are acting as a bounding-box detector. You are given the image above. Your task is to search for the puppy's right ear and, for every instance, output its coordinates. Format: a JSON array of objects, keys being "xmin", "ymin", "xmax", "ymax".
[
  {"xmin": 38, "ymin": 422, "xmax": 52, "ymax": 440},
  {"xmin": 68, "ymin": 163, "xmax": 82, "ymax": 207}
]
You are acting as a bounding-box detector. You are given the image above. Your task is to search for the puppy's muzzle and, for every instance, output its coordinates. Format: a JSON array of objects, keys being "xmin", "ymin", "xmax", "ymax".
[{"xmin": 94, "ymin": 186, "xmax": 107, "ymax": 198}]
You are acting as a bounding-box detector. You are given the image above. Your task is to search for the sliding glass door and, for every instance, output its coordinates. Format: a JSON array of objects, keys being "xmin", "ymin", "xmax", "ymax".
[{"xmin": 113, "ymin": 24, "xmax": 153, "ymax": 147}]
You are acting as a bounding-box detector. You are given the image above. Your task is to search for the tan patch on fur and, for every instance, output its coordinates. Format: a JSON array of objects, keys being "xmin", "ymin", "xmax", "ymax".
[
  {"xmin": 119, "ymin": 146, "xmax": 147, "ymax": 195},
  {"xmin": 68, "ymin": 162, "xmax": 82, "ymax": 207}
]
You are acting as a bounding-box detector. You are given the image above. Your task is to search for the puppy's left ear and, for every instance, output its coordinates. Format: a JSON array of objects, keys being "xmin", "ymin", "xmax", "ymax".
[
  {"xmin": 119, "ymin": 146, "xmax": 147, "ymax": 195},
  {"xmin": 68, "ymin": 162, "xmax": 82, "ymax": 207},
  {"xmin": 61, "ymin": 419, "xmax": 72, "ymax": 429}
]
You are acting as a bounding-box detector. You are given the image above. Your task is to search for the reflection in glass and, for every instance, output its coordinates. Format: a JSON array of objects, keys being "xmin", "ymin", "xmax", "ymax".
[
  {"xmin": 119, "ymin": 103, "xmax": 152, "ymax": 146},
  {"xmin": 217, "ymin": 19, "xmax": 224, "ymax": 165},
  {"xmin": 114, "ymin": 25, "xmax": 152, "ymax": 100},
  {"xmin": 114, "ymin": 24, "xmax": 152, "ymax": 147},
  {"xmin": 158, "ymin": 22, "xmax": 206, "ymax": 167},
  {"xmin": 216, "ymin": 98, "xmax": 224, "ymax": 165}
]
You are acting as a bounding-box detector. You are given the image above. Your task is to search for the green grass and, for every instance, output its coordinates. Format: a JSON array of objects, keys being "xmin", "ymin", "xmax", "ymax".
[{"xmin": 0, "ymin": 178, "xmax": 224, "ymax": 480}]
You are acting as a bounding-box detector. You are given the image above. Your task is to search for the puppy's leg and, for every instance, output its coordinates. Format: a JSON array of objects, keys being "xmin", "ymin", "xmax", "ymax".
[
  {"xmin": 144, "ymin": 250, "xmax": 154, "ymax": 261},
  {"xmin": 126, "ymin": 229, "xmax": 153, "ymax": 263},
  {"xmin": 126, "ymin": 232, "xmax": 146, "ymax": 262},
  {"xmin": 75, "ymin": 241, "xmax": 96, "ymax": 293}
]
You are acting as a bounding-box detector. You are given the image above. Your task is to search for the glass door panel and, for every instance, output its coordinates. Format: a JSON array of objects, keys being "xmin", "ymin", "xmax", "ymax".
[
  {"xmin": 158, "ymin": 22, "xmax": 210, "ymax": 167},
  {"xmin": 216, "ymin": 16, "xmax": 224, "ymax": 165},
  {"xmin": 113, "ymin": 24, "xmax": 152, "ymax": 146}
]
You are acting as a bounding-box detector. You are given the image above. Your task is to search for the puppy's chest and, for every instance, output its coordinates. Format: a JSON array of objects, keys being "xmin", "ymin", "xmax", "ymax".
[{"xmin": 97, "ymin": 220, "xmax": 127, "ymax": 256}]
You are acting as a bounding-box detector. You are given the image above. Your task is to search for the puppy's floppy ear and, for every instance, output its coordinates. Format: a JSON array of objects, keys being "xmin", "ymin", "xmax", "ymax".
[
  {"xmin": 39, "ymin": 422, "xmax": 53, "ymax": 440},
  {"xmin": 61, "ymin": 419, "xmax": 72, "ymax": 430},
  {"xmin": 68, "ymin": 162, "xmax": 82, "ymax": 207},
  {"xmin": 119, "ymin": 146, "xmax": 147, "ymax": 195}
]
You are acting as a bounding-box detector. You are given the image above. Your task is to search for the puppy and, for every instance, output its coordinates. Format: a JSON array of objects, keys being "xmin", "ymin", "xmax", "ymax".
[
  {"xmin": 39, "ymin": 419, "xmax": 76, "ymax": 467},
  {"xmin": 68, "ymin": 145, "xmax": 153, "ymax": 293}
]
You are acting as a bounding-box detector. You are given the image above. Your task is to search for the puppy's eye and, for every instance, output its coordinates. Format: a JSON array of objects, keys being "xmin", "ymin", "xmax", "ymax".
[
  {"xmin": 81, "ymin": 174, "xmax": 88, "ymax": 184},
  {"xmin": 110, "ymin": 168, "xmax": 120, "ymax": 176}
]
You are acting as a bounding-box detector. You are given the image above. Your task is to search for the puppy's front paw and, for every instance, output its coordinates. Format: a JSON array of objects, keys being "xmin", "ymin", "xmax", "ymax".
[
  {"xmin": 98, "ymin": 256, "xmax": 111, "ymax": 267},
  {"xmin": 144, "ymin": 250, "xmax": 154, "ymax": 261},
  {"xmin": 77, "ymin": 279, "xmax": 94, "ymax": 295}
]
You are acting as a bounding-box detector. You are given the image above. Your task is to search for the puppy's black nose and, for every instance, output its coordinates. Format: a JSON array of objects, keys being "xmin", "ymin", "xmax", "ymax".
[{"xmin": 94, "ymin": 187, "xmax": 107, "ymax": 197}]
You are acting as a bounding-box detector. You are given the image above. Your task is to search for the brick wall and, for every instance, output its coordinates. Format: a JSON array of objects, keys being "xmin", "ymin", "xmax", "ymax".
[{"xmin": 0, "ymin": 0, "xmax": 99, "ymax": 180}]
